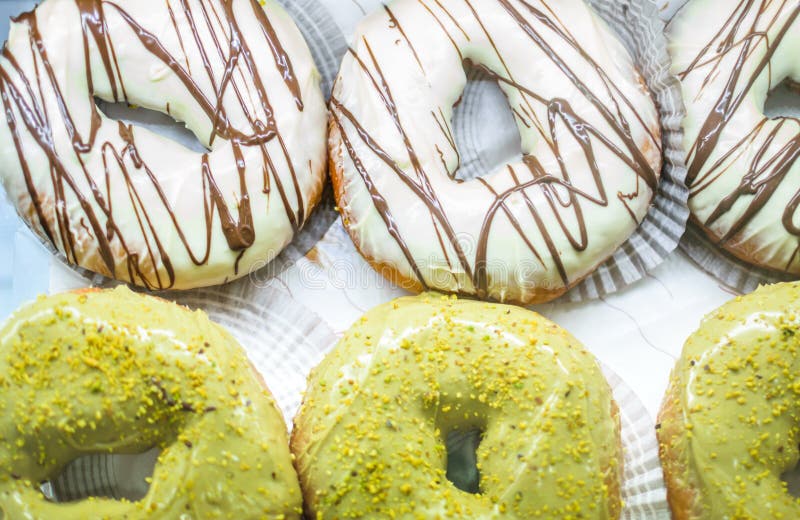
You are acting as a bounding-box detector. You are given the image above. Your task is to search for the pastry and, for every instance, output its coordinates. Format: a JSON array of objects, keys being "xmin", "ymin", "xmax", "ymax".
[{"xmin": 328, "ymin": 0, "xmax": 662, "ymax": 304}]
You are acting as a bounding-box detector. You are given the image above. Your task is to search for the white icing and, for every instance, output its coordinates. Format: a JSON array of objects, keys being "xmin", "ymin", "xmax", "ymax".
[
  {"xmin": 0, "ymin": 0, "xmax": 328, "ymax": 289},
  {"xmin": 330, "ymin": 0, "xmax": 661, "ymax": 304},
  {"xmin": 668, "ymin": 0, "xmax": 800, "ymax": 274}
]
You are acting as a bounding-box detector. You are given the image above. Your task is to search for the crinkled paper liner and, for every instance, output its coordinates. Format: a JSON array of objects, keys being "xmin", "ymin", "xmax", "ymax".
[
  {"xmin": 680, "ymin": 223, "xmax": 796, "ymax": 296},
  {"xmin": 0, "ymin": 0, "xmax": 347, "ymax": 289},
  {"xmin": 43, "ymin": 290, "xmax": 669, "ymax": 518},
  {"xmin": 604, "ymin": 367, "xmax": 670, "ymax": 519},
  {"xmin": 310, "ymin": 0, "xmax": 690, "ymax": 304}
]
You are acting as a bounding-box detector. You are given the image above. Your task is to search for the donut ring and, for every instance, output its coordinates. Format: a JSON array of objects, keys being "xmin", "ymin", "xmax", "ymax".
[
  {"xmin": 0, "ymin": 0, "xmax": 327, "ymax": 290},
  {"xmin": 657, "ymin": 282, "xmax": 800, "ymax": 519},
  {"xmin": 292, "ymin": 293, "xmax": 622, "ymax": 518},
  {"xmin": 328, "ymin": 0, "xmax": 662, "ymax": 304},
  {"xmin": 667, "ymin": 0, "xmax": 800, "ymax": 274},
  {"xmin": 0, "ymin": 287, "xmax": 302, "ymax": 519}
]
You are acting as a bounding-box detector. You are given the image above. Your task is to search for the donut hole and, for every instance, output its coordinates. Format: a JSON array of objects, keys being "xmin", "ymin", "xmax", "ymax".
[
  {"xmin": 39, "ymin": 448, "xmax": 159, "ymax": 503},
  {"xmin": 444, "ymin": 428, "xmax": 484, "ymax": 494},
  {"xmin": 95, "ymin": 98, "xmax": 209, "ymax": 153},
  {"xmin": 450, "ymin": 63, "xmax": 523, "ymax": 182},
  {"xmin": 763, "ymin": 78, "xmax": 800, "ymax": 120},
  {"xmin": 781, "ymin": 456, "xmax": 800, "ymax": 498}
]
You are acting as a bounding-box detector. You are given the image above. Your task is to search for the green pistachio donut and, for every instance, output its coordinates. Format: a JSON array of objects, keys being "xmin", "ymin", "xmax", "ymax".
[
  {"xmin": 0, "ymin": 287, "xmax": 301, "ymax": 519},
  {"xmin": 658, "ymin": 282, "xmax": 800, "ymax": 519},
  {"xmin": 292, "ymin": 293, "xmax": 622, "ymax": 519}
]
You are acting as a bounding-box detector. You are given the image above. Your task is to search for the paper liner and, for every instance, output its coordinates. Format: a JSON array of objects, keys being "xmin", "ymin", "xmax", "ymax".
[
  {"xmin": 43, "ymin": 295, "xmax": 669, "ymax": 519},
  {"xmin": 310, "ymin": 0, "xmax": 690, "ymax": 303},
  {"xmin": 604, "ymin": 367, "xmax": 670, "ymax": 519},
  {"xmin": 680, "ymin": 223, "xmax": 795, "ymax": 296},
  {"xmin": 0, "ymin": 0, "xmax": 347, "ymax": 290}
]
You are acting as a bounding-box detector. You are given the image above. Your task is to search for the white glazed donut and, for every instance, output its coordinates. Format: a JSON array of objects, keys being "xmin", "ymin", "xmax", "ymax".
[
  {"xmin": 0, "ymin": 0, "xmax": 327, "ymax": 289},
  {"xmin": 329, "ymin": 0, "xmax": 662, "ymax": 304},
  {"xmin": 668, "ymin": 0, "xmax": 800, "ymax": 274}
]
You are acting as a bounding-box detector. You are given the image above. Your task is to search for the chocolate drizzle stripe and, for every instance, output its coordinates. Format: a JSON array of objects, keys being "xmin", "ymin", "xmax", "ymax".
[
  {"xmin": 416, "ymin": 0, "xmax": 464, "ymax": 60},
  {"xmin": 432, "ymin": 0, "xmax": 471, "ymax": 41},
  {"xmin": 478, "ymin": 174, "xmax": 547, "ymax": 269},
  {"xmin": 247, "ymin": 0, "xmax": 303, "ymax": 111}
]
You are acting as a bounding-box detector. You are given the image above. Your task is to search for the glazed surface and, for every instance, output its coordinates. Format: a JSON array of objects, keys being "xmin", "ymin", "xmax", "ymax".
[
  {"xmin": 292, "ymin": 293, "xmax": 621, "ymax": 519},
  {"xmin": 668, "ymin": 0, "xmax": 800, "ymax": 274},
  {"xmin": 329, "ymin": 0, "xmax": 662, "ymax": 304},
  {"xmin": 658, "ymin": 282, "xmax": 800, "ymax": 519},
  {"xmin": 0, "ymin": 0, "xmax": 327, "ymax": 289},
  {"xmin": 0, "ymin": 287, "xmax": 302, "ymax": 519}
]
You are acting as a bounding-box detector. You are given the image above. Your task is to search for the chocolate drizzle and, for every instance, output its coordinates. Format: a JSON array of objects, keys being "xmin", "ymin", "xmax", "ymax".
[
  {"xmin": 0, "ymin": 0, "xmax": 312, "ymax": 289},
  {"xmin": 331, "ymin": 0, "xmax": 660, "ymax": 296},
  {"xmin": 678, "ymin": 0, "xmax": 800, "ymax": 271}
]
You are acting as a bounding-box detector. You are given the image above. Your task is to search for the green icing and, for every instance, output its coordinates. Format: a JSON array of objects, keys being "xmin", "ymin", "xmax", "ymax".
[
  {"xmin": 292, "ymin": 293, "xmax": 621, "ymax": 519},
  {"xmin": 0, "ymin": 287, "xmax": 301, "ymax": 519},
  {"xmin": 660, "ymin": 282, "xmax": 800, "ymax": 519}
]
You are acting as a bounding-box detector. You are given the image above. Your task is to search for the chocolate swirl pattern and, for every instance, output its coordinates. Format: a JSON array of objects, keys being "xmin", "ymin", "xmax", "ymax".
[
  {"xmin": 668, "ymin": 0, "xmax": 800, "ymax": 275},
  {"xmin": 0, "ymin": 0, "xmax": 328, "ymax": 289},
  {"xmin": 329, "ymin": 0, "xmax": 662, "ymax": 304}
]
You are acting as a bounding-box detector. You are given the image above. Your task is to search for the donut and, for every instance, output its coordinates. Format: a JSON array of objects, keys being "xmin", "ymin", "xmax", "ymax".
[
  {"xmin": 0, "ymin": 286, "xmax": 302, "ymax": 519},
  {"xmin": 292, "ymin": 293, "xmax": 622, "ymax": 518},
  {"xmin": 328, "ymin": 0, "xmax": 662, "ymax": 304},
  {"xmin": 657, "ymin": 281, "xmax": 800, "ymax": 519},
  {"xmin": 667, "ymin": 1, "xmax": 800, "ymax": 274},
  {"xmin": 0, "ymin": 0, "xmax": 327, "ymax": 290}
]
